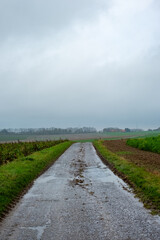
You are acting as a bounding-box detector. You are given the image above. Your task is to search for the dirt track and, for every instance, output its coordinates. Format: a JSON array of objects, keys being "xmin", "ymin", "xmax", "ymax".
[
  {"xmin": 0, "ymin": 143, "xmax": 160, "ymax": 240},
  {"xmin": 103, "ymin": 140, "xmax": 160, "ymax": 173}
]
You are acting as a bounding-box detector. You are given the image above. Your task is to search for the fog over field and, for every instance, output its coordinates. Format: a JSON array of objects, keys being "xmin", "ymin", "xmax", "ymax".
[{"xmin": 0, "ymin": 0, "xmax": 160, "ymax": 129}]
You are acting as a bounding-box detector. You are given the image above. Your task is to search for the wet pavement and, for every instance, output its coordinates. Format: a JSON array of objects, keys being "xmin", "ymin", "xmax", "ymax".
[{"xmin": 0, "ymin": 142, "xmax": 160, "ymax": 240}]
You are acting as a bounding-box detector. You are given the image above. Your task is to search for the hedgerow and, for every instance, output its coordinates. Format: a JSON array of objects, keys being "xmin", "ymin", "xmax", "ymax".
[
  {"xmin": 0, "ymin": 140, "xmax": 65, "ymax": 165},
  {"xmin": 127, "ymin": 135, "xmax": 160, "ymax": 154}
]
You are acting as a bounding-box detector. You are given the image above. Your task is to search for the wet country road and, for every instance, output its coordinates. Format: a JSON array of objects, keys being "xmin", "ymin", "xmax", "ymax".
[{"xmin": 0, "ymin": 143, "xmax": 160, "ymax": 240}]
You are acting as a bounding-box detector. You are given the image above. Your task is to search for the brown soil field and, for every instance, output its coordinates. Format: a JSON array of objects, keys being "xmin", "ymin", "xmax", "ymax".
[{"xmin": 103, "ymin": 140, "xmax": 160, "ymax": 174}]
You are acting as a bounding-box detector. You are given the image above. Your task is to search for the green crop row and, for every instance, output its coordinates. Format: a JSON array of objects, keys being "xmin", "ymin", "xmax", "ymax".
[
  {"xmin": 0, "ymin": 140, "xmax": 65, "ymax": 165},
  {"xmin": 126, "ymin": 135, "xmax": 160, "ymax": 154}
]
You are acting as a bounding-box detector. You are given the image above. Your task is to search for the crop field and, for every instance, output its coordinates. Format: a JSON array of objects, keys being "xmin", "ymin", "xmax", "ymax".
[
  {"xmin": 127, "ymin": 135, "xmax": 160, "ymax": 154},
  {"xmin": 102, "ymin": 139, "xmax": 160, "ymax": 172},
  {"xmin": 0, "ymin": 140, "xmax": 65, "ymax": 165},
  {"xmin": 0, "ymin": 130, "xmax": 160, "ymax": 142}
]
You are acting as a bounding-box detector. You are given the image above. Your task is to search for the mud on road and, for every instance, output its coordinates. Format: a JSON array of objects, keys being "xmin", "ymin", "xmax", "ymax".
[{"xmin": 0, "ymin": 143, "xmax": 160, "ymax": 240}]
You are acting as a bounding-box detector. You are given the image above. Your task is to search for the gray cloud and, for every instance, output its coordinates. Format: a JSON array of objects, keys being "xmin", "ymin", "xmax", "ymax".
[
  {"xmin": 0, "ymin": 0, "xmax": 109, "ymax": 40},
  {"xmin": 0, "ymin": 0, "xmax": 160, "ymax": 129}
]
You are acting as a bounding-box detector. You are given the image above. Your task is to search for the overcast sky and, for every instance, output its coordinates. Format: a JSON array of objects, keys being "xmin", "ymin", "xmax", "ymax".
[{"xmin": 0, "ymin": 0, "xmax": 160, "ymax": 130}]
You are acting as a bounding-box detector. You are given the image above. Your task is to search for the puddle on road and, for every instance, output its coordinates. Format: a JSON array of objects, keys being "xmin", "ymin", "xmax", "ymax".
[
  {"xmin": 36, "ymin": 175, "xmax": 57, "ymax": 184},
  {"xmin": 30, "ymin": 172, "xmax": 67, "ymax": 185},
  {"xmin": 85, "ymin": 166, "xmax": 118, "ymax": 183},
  {"xmin": 24, "ymin": 192, "xmax": 41, "ymax": 199},
  {"xmin": 85, "ymin": 150, "xmax": 132, "ymax": 191},
  {"xmin": 84, "ymin": 163, "xmax": 130, "ymax": 191},
  {"xmin": 20, "ymin": 225, "xmax": 47, "ymax": 240}
]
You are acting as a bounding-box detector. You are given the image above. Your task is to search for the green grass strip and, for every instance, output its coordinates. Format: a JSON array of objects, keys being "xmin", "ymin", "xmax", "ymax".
[
  {"xmin": 93, "ymin": 140, "xmax": 160, "ymax": 215},
  {"xmin": 0, "ymin": 141, "xmax": 72, "ymax": 218}
]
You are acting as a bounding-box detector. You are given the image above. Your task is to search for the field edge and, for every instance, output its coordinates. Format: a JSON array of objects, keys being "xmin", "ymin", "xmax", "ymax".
[
  {"xmin": 0, "ymin": 141, "xmax": 73, "ymax": 221},
  {"xmin": 93, "ymin": 140, "xmax": 160, "ymax": 215}
]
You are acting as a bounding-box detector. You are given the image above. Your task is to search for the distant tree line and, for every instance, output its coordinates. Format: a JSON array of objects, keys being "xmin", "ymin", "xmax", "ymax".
[
  {"xmin": 0, "ymin": 127, "xmax": 97, "ymax": 135},
  {"xmin": 148, "ymin": 127, "xmax": 160, "ymax": 131},
  {"xmin": 1, "ymin": 126, "xmax": 159, "ymax": 136},
  {"xmin": 102, "ymin": 127, "xmax": 145, "ymax": 133}
]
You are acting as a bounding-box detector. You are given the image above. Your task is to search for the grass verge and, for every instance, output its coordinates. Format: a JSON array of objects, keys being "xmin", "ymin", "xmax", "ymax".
[
  {"xmin": 93, "ymin": 140, "xmax": 160, "ymax": 215},
  {"xmin": 0, "ymin": 141, "xmax": 72, "ymax": 219}
]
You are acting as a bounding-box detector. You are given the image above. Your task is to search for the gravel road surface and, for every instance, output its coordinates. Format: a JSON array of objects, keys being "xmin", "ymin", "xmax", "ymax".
[{"xmin": 0, "ymin": 143, "xmax": 160, "ymax": 240}]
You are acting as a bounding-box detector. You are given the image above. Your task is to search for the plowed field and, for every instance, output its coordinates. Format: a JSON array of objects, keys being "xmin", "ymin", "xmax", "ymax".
[{"xmin": 103, "ymin": 140, "xmax": 160, "ymax": 174}]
